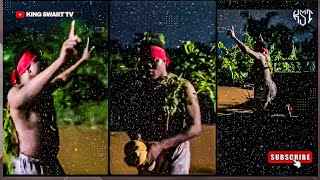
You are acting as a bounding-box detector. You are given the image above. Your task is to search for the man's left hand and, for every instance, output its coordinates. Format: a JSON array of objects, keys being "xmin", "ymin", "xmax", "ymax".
[{"xmin": 81, "ymin": 37, "xmax": 91, "ymax": 61}]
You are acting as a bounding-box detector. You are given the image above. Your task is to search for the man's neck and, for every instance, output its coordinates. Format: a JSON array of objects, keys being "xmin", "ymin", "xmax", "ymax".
[{"xmin": 16, "ymin": 83, "xmax": 24, "ymax": 88}]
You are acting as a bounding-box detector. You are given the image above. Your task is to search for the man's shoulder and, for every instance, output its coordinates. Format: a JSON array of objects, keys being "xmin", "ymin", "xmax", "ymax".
[
  {"xmin": 167, "ymin": 73, "xmax": 189, "ymax": 82},
  {"xmin": 256, "ymin": 52, "xmax": 266, "ymax": 60},
  {"xmin": 167, "ymin": 73, "xmax": 193, "ymax": 88},
  {"xmin": 8, "ymin": 85, "xmax": 21, "ymax": 96},
  {"xmin": 7, "ymin": 85, "xmax": 22, "ymax": 104}
]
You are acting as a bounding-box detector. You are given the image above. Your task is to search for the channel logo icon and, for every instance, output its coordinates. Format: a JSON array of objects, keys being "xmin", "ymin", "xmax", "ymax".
[{"xmin": 16, "ymin": 11, "xmax": 25, "ymax": 18}]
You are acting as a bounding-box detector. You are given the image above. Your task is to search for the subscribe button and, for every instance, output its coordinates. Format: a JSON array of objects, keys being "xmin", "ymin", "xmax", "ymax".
[{"xmin": 268, "ymin": 151, "xmax": 313, "ymax": 164}]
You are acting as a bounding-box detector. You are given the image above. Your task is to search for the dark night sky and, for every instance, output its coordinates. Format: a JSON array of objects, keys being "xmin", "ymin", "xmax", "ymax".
[
  {"xmin": 4, "ymin": 1, "xmax": 317, "ymax": 49},
  {"xmin": 218, "ymin": 9, "xmax": 318, "ymax": 48},
  {"xmin": 5, "ymin": 1, "xmax": 216, "ymax": 49},
  {"xmin": 110, "ymin": 1, "xmax": 216, "ymax": 49}
]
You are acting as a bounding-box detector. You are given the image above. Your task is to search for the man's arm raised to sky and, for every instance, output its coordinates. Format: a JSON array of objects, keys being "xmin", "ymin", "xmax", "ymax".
[
  {"xmin": 8, "ymin": 21, "xmax": 81, "ymax": 109},
  {"xmin": 51, "ymin": 37, "xmax": 91, "ymax": 84},
  {"xmin": 228, "ymin": 26, "xmax": 262, "ymax": 60}
]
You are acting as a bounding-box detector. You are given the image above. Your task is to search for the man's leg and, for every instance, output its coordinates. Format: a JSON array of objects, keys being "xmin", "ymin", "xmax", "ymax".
[
  {"xmin": 171, "ymin": 141, "xmax": 191, "ymax": 175},
  {"xmin": 263, "ymin": 81, "xmax": 277, "ymax": 110},
  {"xmin": 254, "ymin": 84, "xmax": 268, "ymax": 111}
]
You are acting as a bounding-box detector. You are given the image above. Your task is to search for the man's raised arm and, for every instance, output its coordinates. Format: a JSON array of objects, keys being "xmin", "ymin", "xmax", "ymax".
[
  {"xmin": 227, "ymin": 26, "xmax": 261, "ymax": 60},
  {"xmin": 52, "ymin": 37, "xmax": 91, "ymax": 84},
  {"xmin": 8, "ymin": 21, "xmax": 81, "ymax": 109}
]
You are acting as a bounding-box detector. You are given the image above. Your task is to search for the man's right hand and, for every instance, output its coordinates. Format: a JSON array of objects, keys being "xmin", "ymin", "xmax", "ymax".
[
  {"xmin": 59, "ymin": 20, "xmax": 81, "ymax": 62},
  {"xmin": 227, "ymin": 26, "xmax": 236, "ymax": 38}
]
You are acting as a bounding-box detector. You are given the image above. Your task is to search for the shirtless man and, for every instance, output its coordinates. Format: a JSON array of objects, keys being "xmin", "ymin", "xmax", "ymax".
[
  {"xmin": 7, "ymin": 21, "xmax": 90, "ymax": 175},
  {"xmin": 128, "ymin": 44, "xmax": 202, "ymax": 175},
  {"xmin": 227, "ymin": 26, "xmax": 277, "ymax": 110}
]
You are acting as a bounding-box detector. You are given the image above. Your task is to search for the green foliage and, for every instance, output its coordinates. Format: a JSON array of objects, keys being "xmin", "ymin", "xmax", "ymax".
[
  {"xmin": 3, "ymin": 105, "xmax": 18, "ymax": 174},
  {"xmin": 238, "ymin": 11, "xmax": 317, "ymax": 74},
  {"xmin": 110, "ymin": 54, "xmax": 138, "ymax": 75},
  {"xmin": 175, "ymin": 41, "xmax": 216, "ymax": 112},
  {"xmin": 270, "ymin": 43, "xmax": 298, "ymax": 72},
  {"xmin": 134, "ymin": 32, "xmax": 166, "ymax": 47},
  {"xmin": 217, "ymin": 33, "xmax": 255, "ymax": 85},
  {"xmin": 164, "ymin": 74, "xmax": 187, "ymax": 117},
  {"xmin": 217, "ymin": 31, "xmax": 313, "ymax": 85},
  {"xmin": 54, "ymin": 99, "xmax": 108, "ymax": 127},
  {"xmin": 163, "ymin": 74, "xmax": 188, "ymax": 130}
]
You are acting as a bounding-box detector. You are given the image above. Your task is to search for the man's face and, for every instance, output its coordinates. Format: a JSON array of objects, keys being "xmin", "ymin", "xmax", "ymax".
[
  {"xmin": 20, "ymin": 60, "xmax": 41, "ymax": 84},
  {"xmin": 141, "ymin": 57, "xmax": 166, "ymax": 80}
]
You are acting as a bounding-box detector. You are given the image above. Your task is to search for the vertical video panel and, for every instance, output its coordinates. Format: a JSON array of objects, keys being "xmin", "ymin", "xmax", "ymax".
[
  {"xmin": 0, "ymin": 0, "xmax": 3, "ymax": 174},
  {"xmin": 109, "ymin": 1, "xmax": 216, "ymax": 175},
  {"xmin": 217, "ymin": 0, "xmax": 318, "ymax": 176},
  {"xmin": 3, "ymin": 1, "xmax": 108, "ymax": 175}
]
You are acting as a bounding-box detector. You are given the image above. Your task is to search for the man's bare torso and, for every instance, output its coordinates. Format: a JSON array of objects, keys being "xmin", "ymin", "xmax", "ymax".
[
  {"xmin": 132, "ymin": 78, "xmax": 187, "ymax": 142},
  {"xmin": 9, "ymin": 85, "xmax": 59, "ymax": 160},
  {"xmin": 253, "ymin": 53, "xmax": 272, "ymax": 84}
]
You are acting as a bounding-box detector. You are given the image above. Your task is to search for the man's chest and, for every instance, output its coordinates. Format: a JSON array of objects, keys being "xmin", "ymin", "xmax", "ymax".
[{"xmin": 25, "ymin": 95, "xmax": 55, "ymax": 122}]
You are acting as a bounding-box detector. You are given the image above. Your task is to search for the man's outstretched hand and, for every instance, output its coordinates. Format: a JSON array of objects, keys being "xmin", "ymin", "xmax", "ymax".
[
  {"xmin": 59, "ymin": 20, "xmax": 82, "ymax": 62},
  {"xmin": 68, "ymin": 20, "xmax": 81, "ymax": 42},
  {"xmin": 227, "ymin": 26, "xmax": 236, "ymax": 38},
  {"xmin": 259, "ymin": 33, "xmax": 264, "ymax": 41},
  {"xmin": 80, "ymin": 37, "xmax": 91, "ymax": 61}
]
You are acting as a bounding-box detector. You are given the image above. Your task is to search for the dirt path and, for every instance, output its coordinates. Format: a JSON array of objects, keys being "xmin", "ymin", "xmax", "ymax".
[
  {"xmin": 110, "ymin": 125, "xmax": 216, "ymax": 175},
  {"xmin": 218, "ymin": 86, "xmax": 254, "ymax": 109},
  {"xmin": 58, "ymin": 126, "xmax": 108, "ymax": 175}
]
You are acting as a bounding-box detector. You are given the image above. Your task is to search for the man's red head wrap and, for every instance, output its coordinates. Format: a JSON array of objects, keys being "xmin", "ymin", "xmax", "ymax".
[
  {"xmin": 11, "ymin": 50, "xmax": 37, "ymax": 84},
  {"xmin": 262, "ymin": 48, "xmax": 268, "ymax": 55},
  {"xmin": 149, "ymin": 46, "xmax": 171, "ymax": 67}
]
